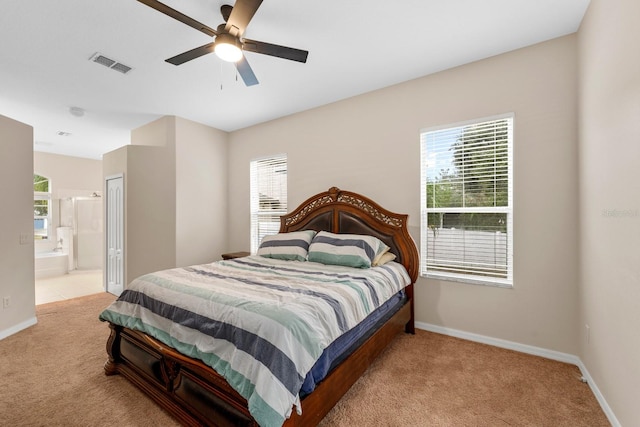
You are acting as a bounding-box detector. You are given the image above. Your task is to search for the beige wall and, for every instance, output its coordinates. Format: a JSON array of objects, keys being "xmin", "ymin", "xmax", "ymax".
[
  {"xmin": 125, "ymin": 145, "xmax": 176, "ymax": 283},
  {"xmin": 104, "ymin": 117, "xmax": 177, "ymax": 286},
  {"xmin": 104, "ymin": 116, "xmax": 229, "ymax": 286},
  {"xmin": 0, "ymin": 115, "xmax": 36, "ymax": 337},
  {"xmin": 228, "ymin": 35, "xmax": 580, "ymax": 354},
  {"xmin": 578, "ymin": 0, "xmax": 640, "ymax": 425},
  {"xmin": 33, "ymin": 152, "xmax": 102, "ymax": 199},
  {"xmin": 175, "ymin": 117, "xmax": 229, "ymax": 266},
  {"xmin": 130, "ymin": 116, "xmax": 174, "ymax": 147}
]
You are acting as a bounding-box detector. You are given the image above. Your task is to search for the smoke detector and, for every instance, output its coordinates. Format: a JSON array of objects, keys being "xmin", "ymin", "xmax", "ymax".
[{"xmin": 69, "ymin": 107, "xmax": 85, "ymax": 117}]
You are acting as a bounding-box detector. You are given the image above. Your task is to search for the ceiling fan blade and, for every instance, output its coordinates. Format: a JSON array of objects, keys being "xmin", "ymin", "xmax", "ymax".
[
  {"xmin": 137, "ymin": 0, "xmax": 218, "ymax": 37},
  {"xmin": 166, "ymin": 42, "xmax": 216, "ymax": 65},
  {"xmin": 235, "ymin": 55, "xmax": 259, "ymax": 86},
  {"xmin": 242, "ymin": 39, "xmax": 309, "ymax": 63},
  {"xmin": 225, "ymin": 0, "xmax": 263, "ymax": 37}
]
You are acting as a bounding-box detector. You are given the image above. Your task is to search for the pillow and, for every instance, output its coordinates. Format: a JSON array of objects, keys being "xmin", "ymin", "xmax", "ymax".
[
  {"xmin": 308, "ymin": 231, "xmax": 389, "ymax": 268},
  {"xmin": 257, "ymin": 230, "xmax": 317, "ymax": 261},
  {"xmin": 373, "ymin": 251, "xmax": 396, "ymax": 267}
]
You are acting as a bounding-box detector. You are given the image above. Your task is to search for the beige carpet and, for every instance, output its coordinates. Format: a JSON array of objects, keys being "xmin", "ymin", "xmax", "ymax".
[{"xmin": 0, "ymin": 292, "xmax": 609, "ymax": 426}]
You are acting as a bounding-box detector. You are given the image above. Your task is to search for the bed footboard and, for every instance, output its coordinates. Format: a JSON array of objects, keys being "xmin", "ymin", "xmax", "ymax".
[
  {"xmin": 105, "ymin": 323, "xmax": 257, "ymax": 427},
  {"xmin": 104, "ymin": 299, "xmax": 412, "ymax": 427}
]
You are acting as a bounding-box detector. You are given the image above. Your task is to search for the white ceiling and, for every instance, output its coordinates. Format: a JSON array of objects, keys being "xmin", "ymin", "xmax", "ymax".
[{"xmin": 0, "ymin": 0, "xmax": 590, "ymax": 159}]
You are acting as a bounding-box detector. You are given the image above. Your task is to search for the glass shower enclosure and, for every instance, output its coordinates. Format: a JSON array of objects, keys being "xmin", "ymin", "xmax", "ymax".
[{"xmin": 59, "ymin": 195, "xmax": 103, "ymax": 270}]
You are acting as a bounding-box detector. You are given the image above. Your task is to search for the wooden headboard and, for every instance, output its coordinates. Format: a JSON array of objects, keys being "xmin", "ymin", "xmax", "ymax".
[{"xmin": 280, "ymin": 187, "xmax": 419, "ymax": 283}]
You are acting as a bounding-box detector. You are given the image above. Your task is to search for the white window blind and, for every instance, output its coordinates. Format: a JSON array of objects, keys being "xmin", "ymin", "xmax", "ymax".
[
  {"xmin": 250, "ymin": 155, "xmax": 287, "ymax": 253},
  {"xmin": 420, "ymin": 115, "xmax": 513, "ymax": 287}
]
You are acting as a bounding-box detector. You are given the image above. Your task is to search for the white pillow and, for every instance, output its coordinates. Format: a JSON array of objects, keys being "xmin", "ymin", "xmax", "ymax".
[{"xmin": 373, "ymin": 251, "xmax": 396, "ymax": 266}]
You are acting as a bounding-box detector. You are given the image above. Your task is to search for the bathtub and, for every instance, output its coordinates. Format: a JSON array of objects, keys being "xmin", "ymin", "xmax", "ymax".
[{"xmin": 35, "ymin": 251, "xmax": 69, "ymax": 279}]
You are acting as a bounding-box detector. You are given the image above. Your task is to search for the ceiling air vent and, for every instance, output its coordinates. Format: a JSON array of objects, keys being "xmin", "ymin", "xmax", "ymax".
[
  {"xmin": 111, "ymin": 62, "xmax": 132, "ymax": 74},
  {"xmin": 89, "ymin": 53, "xmax": 133, "ymax": 74}
]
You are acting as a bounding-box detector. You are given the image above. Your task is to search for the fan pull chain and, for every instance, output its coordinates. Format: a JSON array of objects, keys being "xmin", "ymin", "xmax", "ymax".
[{"xmin": 219, "ymin": 64, "xmax": 240, "ymax": 90}]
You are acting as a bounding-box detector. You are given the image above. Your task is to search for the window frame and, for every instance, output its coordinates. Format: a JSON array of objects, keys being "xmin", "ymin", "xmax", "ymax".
[
  {"xmin": 34, "ymin": 174, "xmax": 52, "ymax": 241},
  {"xmin": 249, "ymin": 154, "xmax": 288, "ymax": 254},
  {"xmin": 420, "ymin": 113, "xmax": 514, "ymax": 288}
]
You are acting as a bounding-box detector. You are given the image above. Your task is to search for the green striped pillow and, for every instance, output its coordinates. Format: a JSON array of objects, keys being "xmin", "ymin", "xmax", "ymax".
[
  {"xmin": 257, "ymin": 230, "xmax": 317, "ymax": 261},
  {"xmin": 307, "ymin": 231, "xmax": 389, "ymax": 268}
]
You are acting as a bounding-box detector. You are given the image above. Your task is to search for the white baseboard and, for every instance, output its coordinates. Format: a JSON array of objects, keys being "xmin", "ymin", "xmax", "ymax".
[
  {"xmin": 0, "ymin": 317, "xmax": 37, "ymax": 341},
  {"xmin": 415, "ymin": 321, "xmax": 580, "ymax": 364},
  {"xmin": 574, "ymin": 358, "xmax": 621, "ymax": 427},
  {"xmin": 415, "ymin": 321, "xmax": 620, "ymax": 427}
]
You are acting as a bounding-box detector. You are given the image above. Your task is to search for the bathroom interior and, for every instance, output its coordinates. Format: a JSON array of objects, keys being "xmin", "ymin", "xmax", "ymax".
[{"xmin": 34, "ymin": 192, "xmax": 104, "ymax": 304}]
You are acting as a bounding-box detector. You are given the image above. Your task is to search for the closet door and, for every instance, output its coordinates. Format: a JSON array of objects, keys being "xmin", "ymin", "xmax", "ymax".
[{"xmin": 105, "ymin": 174, "xmax": 124, "ymax": 296}]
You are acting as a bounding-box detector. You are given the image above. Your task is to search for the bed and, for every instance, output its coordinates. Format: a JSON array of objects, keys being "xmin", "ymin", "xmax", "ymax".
[{"xmin": 101, "ymin": 187, "xmax": 419, "ymax": 427}]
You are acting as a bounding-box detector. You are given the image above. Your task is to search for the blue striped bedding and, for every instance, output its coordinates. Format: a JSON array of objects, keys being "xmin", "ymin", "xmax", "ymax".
[
  {"xmin": 300, "ymin": 289, "xmax": 407, "ymax": 396},
  {"xmin": 99, "ymin": 255, "xmax": 411, "ymax": 427}
]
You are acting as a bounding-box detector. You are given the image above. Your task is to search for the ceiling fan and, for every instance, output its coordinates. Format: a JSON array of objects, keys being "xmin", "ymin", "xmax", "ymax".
[{"xmin": 137, "ymin": 0, "xmax": 309, "ymax": 86}]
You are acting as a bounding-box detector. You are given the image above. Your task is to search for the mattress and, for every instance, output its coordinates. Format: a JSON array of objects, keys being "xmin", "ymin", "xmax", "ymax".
[
  {"xmin": 100, "ymin": 255, "xmax": 411, "ymax": 427},
  {"xmin": 300, "ymin": 289, "xmax": 406, "ymax": 395}
]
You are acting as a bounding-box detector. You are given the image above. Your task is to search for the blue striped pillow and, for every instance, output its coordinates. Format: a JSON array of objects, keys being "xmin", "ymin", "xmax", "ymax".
[
  {"xmin": 307, "ymin": 231, "xmax": 389, "ymax": 268},
  {"xmin": 257, "ymin": 230, "xmax": 317, "ymax": 261}
]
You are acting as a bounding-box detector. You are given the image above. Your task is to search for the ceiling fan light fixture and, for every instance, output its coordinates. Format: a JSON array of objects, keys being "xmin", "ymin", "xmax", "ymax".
[{"xmin": 214, "ymin": 34, "xmax": 243, "ymax": 63}]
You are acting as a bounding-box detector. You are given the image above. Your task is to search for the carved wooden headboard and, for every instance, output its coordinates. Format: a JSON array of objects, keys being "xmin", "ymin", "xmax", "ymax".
[{"xmin": 280, "ymin": 187, "xmax": 419, "ymax": 283}]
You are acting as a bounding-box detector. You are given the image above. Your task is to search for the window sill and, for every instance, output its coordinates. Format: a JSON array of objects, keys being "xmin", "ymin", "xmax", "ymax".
[{"xmin": 422, "ymin": 272, "xmax": 513, "ymax": 289}]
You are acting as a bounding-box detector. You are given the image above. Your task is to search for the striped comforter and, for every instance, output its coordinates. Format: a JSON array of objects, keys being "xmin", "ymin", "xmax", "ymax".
[{"xmin": 99, "ymin": 255, "xmax": 411, "ymax": 427}]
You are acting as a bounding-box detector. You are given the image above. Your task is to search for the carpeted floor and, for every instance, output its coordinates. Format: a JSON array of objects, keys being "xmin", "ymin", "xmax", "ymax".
[
  {"xmin": 0, "ymin": 292, "xmax": 178, "ymax": 427},
  {"xmin": 0, "ymin": 292, "xmax": 609, "ymax": 426}
]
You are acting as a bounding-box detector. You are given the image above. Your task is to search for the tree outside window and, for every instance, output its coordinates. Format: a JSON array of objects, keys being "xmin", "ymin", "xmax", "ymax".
[
  {"xmin": 421, "ymin": 115, "xmax": 513, "ymax": 287},
  {"xmin": 34, "ymin": 174, "xmax": 51, "ymax": 240}
]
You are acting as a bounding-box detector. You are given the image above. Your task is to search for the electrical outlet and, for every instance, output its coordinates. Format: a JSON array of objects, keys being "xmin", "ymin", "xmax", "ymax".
[{"xmin": 3, "ymin": 296, "xmax": 10, "ymax": 309}]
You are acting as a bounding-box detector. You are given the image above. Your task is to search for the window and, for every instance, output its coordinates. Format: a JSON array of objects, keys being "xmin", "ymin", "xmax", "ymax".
[
  {"xmin": 34, "ymin": 174, "xmax": 51, "ymax": 240},
  {"xmin": 250, "ymin": 155, "xmax": 287, "ymax": 253},
  {"xmin": 420, "ymin": 115, "xmax": 513, "ymax": 287}
]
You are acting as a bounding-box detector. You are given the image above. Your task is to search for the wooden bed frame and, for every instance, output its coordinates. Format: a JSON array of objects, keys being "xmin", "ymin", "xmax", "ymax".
[{"xmin": 104, "ymin": 187, "xmax": 419, "ymax": 426}]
